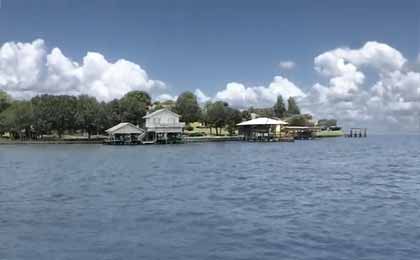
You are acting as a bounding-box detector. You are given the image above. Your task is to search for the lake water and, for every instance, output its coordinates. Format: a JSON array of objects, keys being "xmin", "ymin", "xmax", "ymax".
[{"xmin": 1, "ymin": 136, "xmax": 420, "ymax": 260}]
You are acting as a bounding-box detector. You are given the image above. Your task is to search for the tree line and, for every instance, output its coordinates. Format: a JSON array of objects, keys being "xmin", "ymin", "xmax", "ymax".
[{"xmin": 0, "ymin": 89, "xmax": 304, "ymax": 139}]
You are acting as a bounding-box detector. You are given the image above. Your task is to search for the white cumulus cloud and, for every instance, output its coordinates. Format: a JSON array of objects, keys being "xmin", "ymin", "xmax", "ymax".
[
  {"xmin": 213, "ymin": 76, "xmax": 304, "ymax": 108},
  {"xmin": 0, "ymin": 39, "xmax": 166, "ymax": 101},
  {"xmin": 302, "ymin": 41, "xmax": 419, "ymax": 131}
]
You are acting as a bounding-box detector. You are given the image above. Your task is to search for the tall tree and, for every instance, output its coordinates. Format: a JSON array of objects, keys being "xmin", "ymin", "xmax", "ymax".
[
  {"xmin": 206, "ymin": 101, "xmax": 229, "ymax": 135},
  {"xmin": 175, "ymin": 91, "xmax": 201, "ymax": 124},
  {"xmin": 76, "ymin": 95, "xmax": 100, "ymax": 139},
  {"xmin": 273, "ymin": 95, "xmax": 286, "ymax": 118},
  {"xmin": 226, "ymin": 107, "xmax": 242, "ymax": 136},
  {"xmin": 119, "ymin": 91, "xmax": 151, "ymax": 126},
  {"xmin": 287, "ymin": 97, "xmax": 301, "ymax": 115}
]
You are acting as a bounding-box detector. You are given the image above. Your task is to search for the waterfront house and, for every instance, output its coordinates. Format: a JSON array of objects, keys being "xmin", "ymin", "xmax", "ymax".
[
  {"xmin": 105, "ymin": 122, "xmax": 145, "ymax": 144},
  {"xmin": 237, "ymin": 117, "xmax": 288, "ymax": 141},
  {"xmin": 143, "ymin": 109, "xmax": 185, "ymax": 143}
]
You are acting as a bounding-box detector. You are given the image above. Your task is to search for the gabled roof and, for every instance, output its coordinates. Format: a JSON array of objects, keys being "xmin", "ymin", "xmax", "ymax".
[
  {"xmin": 105, "ymin": 122, "xmax": 144, "ymax": 134},
  {"xmin": 237, "ymin": 117, "xmax": 288, "ymax": 126},
  {"xmin": 143, "ymin": 108, "xmax": 181, "ymax": 119}
]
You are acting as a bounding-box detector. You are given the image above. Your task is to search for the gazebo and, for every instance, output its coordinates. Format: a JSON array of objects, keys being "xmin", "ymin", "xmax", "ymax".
[{"xmin": 237, "ymin": 117, "xmax": 288, "ymax": 141}]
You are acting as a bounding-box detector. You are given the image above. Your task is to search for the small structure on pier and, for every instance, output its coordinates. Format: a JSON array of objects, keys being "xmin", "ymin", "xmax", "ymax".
[
  {"xmin": 346, "ymin": 128, "xmax": 367, "ymax": 138},
  {"xmin": 283, "ymin": 126, "xmax": 321, "ymax": 140},
  {"xmin": 237, "ymin": 117, "xmax": 289, "ymax": 141},
  {"xmin": 105, "ymin": 123, "xmax": 145, "ymax": 144},
  {"xmin": 143, "ymin": 108, "xmax": 185, "ymax": 144}
]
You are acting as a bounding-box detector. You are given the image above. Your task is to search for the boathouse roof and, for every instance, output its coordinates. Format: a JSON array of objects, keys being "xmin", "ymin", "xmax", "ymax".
[
  {"xmin": 105, "ymin": 122, "xmax": 145, "ymax": 135},
  {"xmin": 237, "ymin": 117, "xmax": 288, "ymax": 126},
  {"xmin": 143, "ymin": 108, "xmax": 181, "ymax": 119}
]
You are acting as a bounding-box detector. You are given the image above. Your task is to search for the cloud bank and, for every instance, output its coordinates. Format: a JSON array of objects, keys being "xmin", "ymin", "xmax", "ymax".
[
  {"xmin": 196, "ymin": 41, "xmax": 419, "ymax": 131},
  {"xmin": 1, "ymin": 39, "xmax": 420, "ymax": 130},
  {"xmin": 0, "ymin": 39, "xmax": 165, "ymax": 101}
]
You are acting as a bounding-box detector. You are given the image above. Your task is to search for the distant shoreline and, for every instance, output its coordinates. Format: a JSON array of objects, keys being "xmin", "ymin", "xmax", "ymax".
[
  {"xmin": 0, "ymin": 139, "xmax": 104, "ymax": 145},
  {"xmin": 0, "ymin": 136, "xmax": 244, "ymax": 145}
]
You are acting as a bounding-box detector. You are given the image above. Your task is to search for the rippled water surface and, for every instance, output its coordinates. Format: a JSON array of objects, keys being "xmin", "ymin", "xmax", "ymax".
[{"xmin": 1, "ymin": 136, "xmax": 420, "ymax": 260}]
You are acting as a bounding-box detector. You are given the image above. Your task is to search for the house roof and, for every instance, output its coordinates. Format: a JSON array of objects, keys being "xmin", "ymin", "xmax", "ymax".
[
  {"xmin": 143, "ymin": 108, "xmax": 181, "ymax": 119},
  {"xmin": 105, "ymin": 122, "xmax": 144, "ymax": 134},
  {"xmin": 237, "ymin": 117, "xmax": 288, "ymax": 126}
]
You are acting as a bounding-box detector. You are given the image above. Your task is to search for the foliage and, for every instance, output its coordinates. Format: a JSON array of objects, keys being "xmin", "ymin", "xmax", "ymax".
[
  {"xmin": 287, "ymin": 97, "xmax": 301, "ymax": 115},
  {"xmin": 226, "ymin": 107, "xmax": 242, "ymax": 135},
  {"xmin": 273, "ymin": 95, "xmax": 286, "ymax": 118},
  {"xmin": 0, "ymin": 101, "xmax": 33, "ymax": 139},
  {"xmin": 75, "ymin": 95, "xmax": 100, "ymax": 139},
  {"xmin": 287, "ymin": 114, "xmax": 313, "ymax": 126},
  {"xmin": 248, "ymin": 107, "xmax": 274, "ymax": 118},
  {"xmin": 119, "ymin": 91, "xmax": 151, "ymax": 126},
  {"xmin": 0, "ymin": 90, "xmax": 12, "ymax": 113},
  {"xmin": 175, "ymin": 91, "xmax": 201, "ymax": 124},
  {"xmin": 317, "ymin": 119, "xmax": 337, "ymax": 128},
  {"xmin": 204, "ymin": 101, "xmax": 241, "ymax": 135},
  {"xmin": 31, "ymin": 95, "xmax": 78, "ymax": 138},
  {"xmin": 241, "ymin": 110, "xmax": 252, "ymax": 121}
]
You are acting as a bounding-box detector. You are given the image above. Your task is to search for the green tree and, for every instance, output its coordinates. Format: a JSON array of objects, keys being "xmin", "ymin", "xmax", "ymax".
[
  {"xmin": 31, "ymin": 95, "xmax": 78, "ymax": 138},
  {"xmin": 206, "ymin": 101, "xmax": 229, "ymax": 135},
  {"xmin": 226, "ymin": 107, "xmax": 242, "ymax": 136},
  {"xmin": 0, "ymin": 101, "xmax": 34, "ymax": 139},
  {"xmin": 241, "ymin": 110, "xmax": 252, "ymax": 121},
  {"xmin": 95, "ymin": 101, "xmax": 113, "ymax": 133},
  {"xmin": 119, "ymin": 91, "xmax": 151, "ymax": 126},
  {"xmin": 287, "ymin": 114, "xmax": 313, "ymax": 126},
  {"xmin": 76, "ymin": 95, "xmax": 100, "ymax": 139},
  {"xmin": 175, "ymin": 91, "xmax": 201, "ymax": 124},
  {"xmin": 273, "ymin": 95, "xmax": 286, "ymax": 118},
  {"xmin": 287, "ymin": 97, "xmax": 301, "ymax": 115},
  {"xmin": 0, "ymin": 90, "xmax": 12, "ymax": 113}
]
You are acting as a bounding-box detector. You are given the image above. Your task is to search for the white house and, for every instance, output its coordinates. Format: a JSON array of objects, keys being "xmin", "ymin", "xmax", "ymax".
[{"xmin": 143, "ymin": 109, "xmax": 185, "ymax": 143}]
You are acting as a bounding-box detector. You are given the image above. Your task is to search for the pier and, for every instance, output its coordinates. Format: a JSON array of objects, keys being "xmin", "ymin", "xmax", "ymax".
[{"xmin": 345, "ymin": 128, "xmax": 367, "ymax": 138}]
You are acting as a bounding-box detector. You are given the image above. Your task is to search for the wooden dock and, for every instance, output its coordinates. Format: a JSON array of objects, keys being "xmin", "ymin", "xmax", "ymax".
[{"xmin": 345, "ymin": 128, "xmax": 367, "ymax": 138}]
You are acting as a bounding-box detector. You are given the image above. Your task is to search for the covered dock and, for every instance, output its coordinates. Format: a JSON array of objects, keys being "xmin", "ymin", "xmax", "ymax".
[
  {"xmin": 105, "ymin": 123, "xmax": 145, "ymax": 145},
  {"xmin": 237, "ymin": 117, "xmax": 291, "ymax": 142}
]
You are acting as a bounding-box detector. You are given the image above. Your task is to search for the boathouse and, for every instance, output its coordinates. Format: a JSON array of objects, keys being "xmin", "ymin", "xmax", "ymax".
[
  {"xmin": 143, "ymin": 108, "xmax": 185, "ymax": 144},
  {"xmin": 105, "ymin": 122, "xmax": 145, "ymax": 144},
  {"xmin": 237, "ymin": 117, "xmax": 288, "ymax": 141}
]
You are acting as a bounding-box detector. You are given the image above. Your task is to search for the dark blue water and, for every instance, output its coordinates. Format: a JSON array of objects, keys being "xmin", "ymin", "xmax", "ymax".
[{"xmin": 1, "ymin": 136, "xmax": 420, "ymax": 260}]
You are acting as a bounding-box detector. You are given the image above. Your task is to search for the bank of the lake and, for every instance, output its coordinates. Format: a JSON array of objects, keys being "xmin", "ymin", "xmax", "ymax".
[{"xmin": 0, "ymin": 136, "xmax": 245, "ymax": 145}]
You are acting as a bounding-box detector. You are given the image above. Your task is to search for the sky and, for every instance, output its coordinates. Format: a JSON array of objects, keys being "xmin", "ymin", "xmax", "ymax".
[{"xmin": 0, "ymin": 0, "xmax": 420, "ymax": 132}]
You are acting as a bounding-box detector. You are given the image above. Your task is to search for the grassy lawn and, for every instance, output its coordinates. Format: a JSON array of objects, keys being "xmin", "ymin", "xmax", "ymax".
[
  {"xmin": 184, "ymin": 122, "xmax": 236, "ymax": 136},
  {"xmin": 314, "ymin": 130, "xmax": 344, "ymax": 137}
]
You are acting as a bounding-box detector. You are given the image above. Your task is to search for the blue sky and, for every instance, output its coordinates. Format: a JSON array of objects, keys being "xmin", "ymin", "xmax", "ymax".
[
  {"xmin": 1, "ymin": 0, "xmax": 418, "ymax": 94},
  {"xmin": 1, "ymin": 0, "xmax": 420, "ymax": 131}
]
